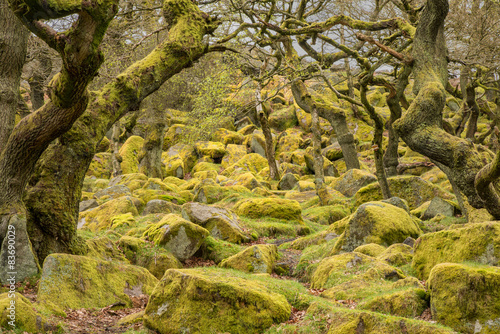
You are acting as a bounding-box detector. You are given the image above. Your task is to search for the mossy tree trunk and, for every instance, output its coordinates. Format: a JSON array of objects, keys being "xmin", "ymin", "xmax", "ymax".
[
  {"xmin": 383, "ymin": 66, "xmax": 412, "ymax": 176},
  {"xmin": 0, "ymin": 0, "xmax": 118, "ymax": 267},
  {"xmin": 24, "ymin": 0, "xmax": 218, "ymax": 261},
  {"xmin": 111, "ymin": 122, "xmax": 123, "ymax": 177},
  {"xmin": 360, "ymin": 83, "xmax": 392, "ymax": 199},
  {"xmin": 256, "ymin": 87, "xmax": 280, "ymax": 181},
  {"xmin": 394, "ymin": 0, "xmax": 500, "ymax": 220},
  {"xmin": 27, "ymin": 44, "xmax": 53, "ymax": 111},
  {"xmin": 139, "ymin": 108, "xmax": 166, "ymax": 178},
  {"xmin": 291, "ymin": 79, "xmax": 360, "ymax": 173},
  {"xmin": 0, "ymin": 0, "xmax": 28, "ymax": 153}
]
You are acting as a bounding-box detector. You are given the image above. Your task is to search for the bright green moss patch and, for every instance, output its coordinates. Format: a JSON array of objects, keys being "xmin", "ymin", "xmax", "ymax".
[
  {"xmin": 412, "ymin": 221, "xmax": 500, "ymax": 280},
  {"xmin": 303, "ymin": 205, "xmax": 350, "ymax": 225},
  {"xmin": 353, "ymin": 243, "xmax": 387, "ymax": 257},
  {"xmin": 143, "ymin": 267, "xmax": 291, "ymax": 334},
  {"xmin": 37, "ymin": 254, "xmax": 158, "ymax": 310},
  {"xmin": 119, "ymin": 136, "xmax": 144, "ymax": 174},
  {"xmin": 358, "ymin": 287, "xmax": 429, "ymax": 318},
  {"xmin": 220, "ymin": 244, "xmax": 279, "ymax": 274},
  {"xmin": 234, "ymin": 198, "xmax": 302, "ymax": 221},
  {"xmin": 428, "ymin": 263, "xmax": 500, "ymax": 333},
  {"xmin": 79, "ymin": 196, "xmax": 139, "ymax": 231},
  {"xmin": 0, "ymin": 292, "xmax": 54, "ymax": 333}
]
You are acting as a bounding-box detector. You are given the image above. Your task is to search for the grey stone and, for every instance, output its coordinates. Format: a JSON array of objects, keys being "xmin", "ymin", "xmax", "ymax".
[
  {"xmin": 422, "ymin": 197, "xmax": 457, "ymax": 220},
  {"xmin": 334, "ymin": 168, "xmax": 377, "ymax": 197},
  {"xmin": 94, "ymin": 184, "xmax": 131, "ymax": 200},
  {"xmin": 382, "ymin": 197, "xmax": 410, "ymax": 213},
  {"xmin": 0, "ymin": 215, "xmax": 39, "ymax": 284},
  {"xmin": 278, "ymin": 173, "xmax": 299, "ymax": 190},
  {"xmin": 79, "ymin": 199, "xmax": 99, "ymax": 212},
  {"xmin": 322, "ymin": 142, "xmax": 343, "ymax": 161},
  {"xmin": 142, "ymin": 200, "xmax": 174, "ymax": 215}
]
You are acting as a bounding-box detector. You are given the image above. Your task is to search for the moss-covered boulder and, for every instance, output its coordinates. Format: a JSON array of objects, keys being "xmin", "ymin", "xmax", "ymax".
[
  {"xmin": 142, "ymin": 199, "xmax": 173, "ymax": 215},
  {"xmin": 275, "ymin": 128, "xmax": 303, "ymax": 156},
  {"xmin": 93, "ymin": 184, "xmax": 132, "ymax": 200},
  {"xmin": 223, "ymin": 153, "xmax": 268, "ymax": 176},
  {"xmin": 310, "ymin": 252, "xmax": 405, "ymax": 289},
  {"xmin": 163, "ymin": 124, "xmax": 187, "ymax": 150},
  {"xmin": 0, "ymin": 293, "xmax": 54, "ymax": 333},
  {"xmin": 86, "ymin": 236, "xmax": 128, "ymax": 262},
  {"xmin": 354, "ymin": 175, "xmax": 454, "ymax": 210},
  {"xmin": 78, "ymin": 196, "xmax": 139, "ymax": 231},
  {"xmin": 195, "ymin": 141, "xmax": 226, "ymax": 159},
  {"xmin": 269, "ymin": 105, "xmax": 298, "ymax": 131},
  {"xmin": 221, "ymin": 144, "xmax": 247, "ymax": 169},
  {"xmin": 108, "ymin": 173, "xmax": 148, "ymax": 192},
  {"xmin": 234, "ymin": 172, "xmax": 264, "ymax": 190},
  {"xmin": 377, "ymin": 243, "xmax": 413, "ymax": 267},
  {"xmin": 37, "ymin": 254, "xmax": 158, "ymax": 310},
  {"xmin": 353, "ymin": 243, "xmax": 387, "ymax": 257},
  {"xmin": 142, "ymin": 214, "xmax": 209, "ymax": 261},
  {"xmin": 119, "ymin": 236, "xmax": 181, "ymax": 279},
  {"xmin": 303, "ymin": 205, "xmax": 350, "ymax": 225},
  {"xmin": 332, "ymin": 201, "xmax": 422, "ymax": 254},
  {"xmin": 278, "ymin": 172, "xmax": 299, "ymax": 190},
  {"xmin": 212, "ymin": 128, "xmax": 244, "ymax": 145},
  {"xmin": 322, "ymin": 142, "xmax": 343, "ymax": 161},
  {"xmin": 233, "ymin": 198, "xmax": 302, "ymax": 221},
  {"xmin": 358, "ymin": 288, "xmax": 428, "ymax": 318},
  {"xmin": 412, "ymin": 222, "xmax": 500, "ymax": 280},
  {"xmin": 428, "ymin": 263, "xmax": 500, "ymax": 333},
  {"xmin": 143, "ymin": 268, "xmax": 291, "ymax": 334},
  {"xmin": 162, "ymin": 152, "xmax": 184, "ymax": 178},
  {"xmin": 181, "ymin": 202, "xmax": 249, "ymax": 243},
  {"xmin": 193, "ymin": 180, "xmax": 228, "ymax": 204},
  {"xmin": 333, "ymin": 168, "xmax": 377, "ymax": 197},
  {"xmin": 421, "ymin": 196, "xmax": 459, "ymax": 220},
  {"xmin": 119, "ymin": 135, "xmax": 144, "ymax": 174},
  {"xmin": 86, "ymin": 152, "xmax": 113, "ymax": 179},
  {"xmin": 220, "ymin": 244, "xmax": 279, "ymax": 274}
]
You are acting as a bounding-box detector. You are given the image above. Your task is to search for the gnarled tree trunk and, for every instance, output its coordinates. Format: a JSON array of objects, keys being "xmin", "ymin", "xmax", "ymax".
[
  {"xmin": 24, "ymin": 0, "xmax": 218, "ymax": 262},
  {"xmin": 394, "ymin": 0, "xmax": 500, "ymax": 220}
]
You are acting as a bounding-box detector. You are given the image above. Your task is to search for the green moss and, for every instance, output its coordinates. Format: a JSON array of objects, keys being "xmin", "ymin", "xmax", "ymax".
[
  {"xmin": 0, "ymin": 293, "xmax": 54, "ymax": 333},
  {"xmin": 354, "ymin": 175, "xmax": 455, "ymax": 209},
  {"xmin": 294, "ymin": 238, "xmax": 339, "ymax": 280},
  {"xmin": 428, "ymin": 263, "xmax": 500, "ymax": 333},
  {"xmin": 220, "ymin": 244, "xmax": 279, "ymax": 274},
  {"xmin": 143, "ymin": 268, "xmax": 291, "ymax": 334},
  {"xmin": 79, "ymin": 196, "xmax": 139, "ymax": 231},
  {"xmin": 353, "ymin": 243, "xmax": 387, "ymax": 257},
  {"xmin": 221, "ymin": 144, "xmax": 247, "ymax": 169},
  {"xmin": 331, "ymin": 201, "xmax": 422, "ymax": 254},
  {"xmin": 192, "ymin": 161, "xmax": 220, "ymax": 174},
  {"xmin": 310, "ymin": 252, "xmax": 405, "ymax": 289},
  {"xmin": 240, "ymin": 217, "xmax": 309, "ymax": 238},
  {"xmin": 303, "ymin": 205, "xmax": 350, "ymax": 225},
  {"xmin": 212, "ymin": 128, "xmax": 244, "ymax": 145},
  {"xmin": 198, "ymin": 236, "xmax": 244, "ymax": 263},
  {"xmin": 119, "ymin": 135, "xmax": 144, "ymax": 174},
  {"xmin": 358, "ymin": 287, "xmax": 429, "ymax": 318},
  {"xmin": 37, "ymin": 254, "xmax": 158, "ymax": 310},
  {"xmin": 234, "ymin": 198, "xmax": 302, "ymax": 221},
  {"xmin": 269, "ymin": 105, "xmax": 298, "ymax": 131},
  {"xmin": 142, "ymin": 213, "xmax": 209, "ymax": 261},
  {"xmin": 377, "ymin": 243, "xmax": 413, "ymax": 267},
  {"xmin": 223, "ymin": 153, "xmax": 269, "ymax": 176},
  {"xmin": 412, "ymin": 222, "xmax": 500, "ymax": 280},
  {"xmin": 86, "ymin": 236, "xmax": 128, "ymax": 262},
  {"xmin": 86, "ymin": 152, "xmax": 113, "ymax": 179},
  {"xmin": 195, "ymin": 141, "xmax": 226, "ymax": 158},
  {"xmin": 109, "ymin": 173, "xmax": 148, "ymax": 192}
]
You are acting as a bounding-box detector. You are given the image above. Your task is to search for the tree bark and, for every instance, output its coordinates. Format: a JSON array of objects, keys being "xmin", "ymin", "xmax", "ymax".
[
  {"xmin": 394, "ymin": 0, "xmax": 500, "ymax": 219},
  {"xmin": 24, "ymin": 0, "xmax": 218, "ymax": 261},
  {"xmin": 360, "ymin": 84, "xmax": 392, "ymax": 199},
  {"xmin": 111, "ymin": 122, "xmax": 123, "ymax": 177},
  {"xmin": 291, "ymin": 79, "xmax": 360, "ymax": 171},
  {"xmin": 256, "ymin": 87, "xmax": 280, "ymax": 181},
  {"xmin": 139, "ymin": 108, "xmax": 166, "ymax": 178},
  {"xmin": 0, "ymin": 0, "xmax": 28, "ymax": 153}
]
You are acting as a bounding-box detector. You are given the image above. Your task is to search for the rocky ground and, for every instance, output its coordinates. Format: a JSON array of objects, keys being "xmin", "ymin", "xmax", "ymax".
[{"xmin": 1, "ymin": 89, "xmax": 500, "ymax": 334}]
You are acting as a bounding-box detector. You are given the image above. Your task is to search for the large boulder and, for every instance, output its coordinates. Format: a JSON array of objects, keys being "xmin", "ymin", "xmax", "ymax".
[
  {"xmin": 221, "ymin": 144, "xmax": 247, "ymax": 169},
  {"xmin": 268, "ymin": 105, "xmax": 298, "ymax": 131},
  {"xmin": 223, "ymin": 153, "xmax": 268, "ymax": 176},
  {"xmin": 93, "ymin": 184, "xmax": 131, "ymax": 200},
  {"xmin": 142, "ymin": 214, "xmax": 209, "ymax": 261},
  {"xmin": 278, "ymin": 172, "xmax": 299, "ymax": 190},
  {"xmin": 333, "ymin": 168, "xmax": 377, "ymax": 197},
  {"xmin": 119, "ymin": 135, "xmax": 144, "ymax": 174},
  {"xmin": 412, "ymin": 221, "xmax": 500, "ymax": 280},
  {"xmin": 332, "ymin": 201, "xmax": 422, "ymax": 254},
  {"xmin": 108, "ymin": 173, "xmax": 148, "ymax": 192},
  {"xmin": 233, "ymin": 198, "xmax": 302, "ymax": 221},
  {"xmin": 0, "ymin": 293, "xmax": 53, "ymax": 333},
  {"xmin": 220, "ymin": 244, "xmax": 279, "ymax": 274},
  {"xmin": 195, "ymin": 141, "xmax": 226, "ymax": 159},
  {"xmin": 86, "ymin": 152, "xmax": 113, "ymax": 179},
  {"xmin": 421, "ymin": 197, "xmax": 459, "ymax": 220},
  {"xmin": 181, "ymin": 202, "xmax": 248, "ymax": 243},
  {"xmin": 212, "ymin": 128, "xmax": 244, "ymax": 145},
  {"xmin": 143, "ymin": 268, "xmax": 291, "ymax": 334},
  {"xmin": 358, "ymin": 288, "xmax": 428, "ymax": 318},
  {"xmin": 78, "ymin": 196, "xmax": 139, "ymax": 231},
  {"xmin": 354, "ymin": 175, "xmax": 455, "ymax": 209},
  {"xmin": 428, "ymin": 263, "xmax": 500, "ymax": 333},
  {"xmin": 37, "ymin": 254, "xmax": 158, "ymax": 309}
]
